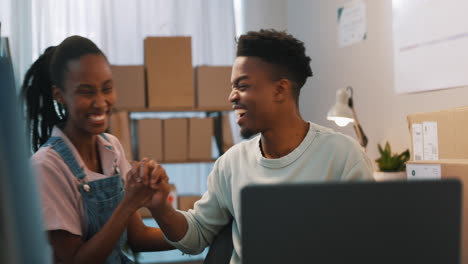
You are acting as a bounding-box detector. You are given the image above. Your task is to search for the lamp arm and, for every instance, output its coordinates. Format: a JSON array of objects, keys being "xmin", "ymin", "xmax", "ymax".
[
  {"xmin": 353, "ymin": 120, "xmax": 368, "ymax": 148},
  {"xmin": 349, "ymin": 100, "xmax": 368, "ymax": 148},
  {"xmin": 346, "ymin": 86, "xmax": 368, "ymax": 149}
]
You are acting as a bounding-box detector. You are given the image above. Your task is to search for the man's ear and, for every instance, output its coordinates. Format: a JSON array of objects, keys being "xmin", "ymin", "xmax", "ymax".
[
  {"xmin": 52, "ymin": 86, "xmax": 65, "ymax": 104},
  {"xmin": 273, "ymin": 78, "xmax": 292, "ymax": 102}
]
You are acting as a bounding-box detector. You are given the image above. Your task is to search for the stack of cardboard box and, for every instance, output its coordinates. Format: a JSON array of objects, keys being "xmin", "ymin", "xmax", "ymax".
[
  {"xmin": 407, "ymin": 106, "xmax": 468, "ymax": 263},
  {"xmin": 136, "ymin": 117, "xmax": 214, "ymax": 163},
  {"xmin": 108, "ymin": 37, "xmax": 232, "ymax": 220},
  {"xmin": 111, "ymin": 36, "xmax": 232, "ymax": 111},
  {"xmin": 109, "ymin": 36, "xmax": 234, "ymax": 164}
]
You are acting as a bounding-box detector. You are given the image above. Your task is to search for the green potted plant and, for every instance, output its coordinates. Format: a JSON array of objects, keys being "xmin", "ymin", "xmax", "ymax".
[{"xmin": 374, "ymin": 141, "xmax": 410, "ymax": 181}]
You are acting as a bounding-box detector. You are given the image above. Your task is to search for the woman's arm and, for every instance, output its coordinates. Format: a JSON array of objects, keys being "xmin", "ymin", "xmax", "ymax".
[
  {"xmin": 127, "ymin": 211, "xmax": 175, "ymax": 252},
  {"xmin": 48, "ymin": 199, "xmax": 136, "ymax": 264},
  {"xmin": 49, "ymin": 160, "xmax": 156, "ymax": 264}
]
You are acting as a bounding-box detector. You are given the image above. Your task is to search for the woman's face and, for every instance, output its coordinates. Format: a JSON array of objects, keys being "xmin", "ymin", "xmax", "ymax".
[{"xmin": 55, "ymin": 53, "xmax": 115, "ymax": 137}]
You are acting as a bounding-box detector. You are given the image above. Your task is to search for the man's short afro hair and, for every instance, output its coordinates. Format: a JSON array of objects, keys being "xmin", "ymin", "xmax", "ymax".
[{"xmin": 236, "ymin": 29, "xmax": 313, "ymax": 90}]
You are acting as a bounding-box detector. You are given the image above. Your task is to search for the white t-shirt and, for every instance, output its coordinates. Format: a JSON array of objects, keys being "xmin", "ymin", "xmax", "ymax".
[
  {"xmin": 167, "ymin": 122, "xmax": 374, "ymax": 264},
  {"xmin": 31, "ymin": 127, "xmax": 131, "ymax": 236}
]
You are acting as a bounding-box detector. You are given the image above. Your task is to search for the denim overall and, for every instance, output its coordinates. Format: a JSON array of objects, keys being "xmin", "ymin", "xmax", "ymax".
[{"xmin": 43, "ymin": 135, "xmax": 133, "ymax": 264}]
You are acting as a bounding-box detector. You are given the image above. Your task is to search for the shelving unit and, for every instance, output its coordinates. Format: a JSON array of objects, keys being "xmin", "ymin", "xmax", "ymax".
[
  {"xmin": 112, "ymin": 108, "xmax": 233, "ymax": 164},
  {"xmin": 116, "ymin": 106, "xmax": 232, "ymax": 113},
  {"xmin": 110, "ymin": 108, "xmax": 232, "ymax": 264}
]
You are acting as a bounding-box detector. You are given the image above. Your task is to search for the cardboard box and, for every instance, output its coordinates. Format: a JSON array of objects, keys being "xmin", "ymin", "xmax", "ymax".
[
  {"xmin": 188, "ymin": 118, "xmax": 213, "ymax": 160},
  {"xmin": 164, "ymin": 118, "xmax": 188, "ymax": 162},
  {"xmin": 144, "ymin": 37, "xmax": 194, "ymax": 108},
  {"xmin": 178, "ymin": 195, "xmax": 202, "ymax": 211},
  {"xmin": 407, "ymin": 159, "xmax": 468, "ymax": 264},
  {"xmin": 222, "ymin": 113, "xmax": 234, "ymax": 153},
  {"xmin": 137, "ymin": 119, "xmax": 163, "ymax": 161},
  {"xmin": 407, "ymin": 106, "xmax": 468, "ymax": 161},
  {"xmin": 109, "ymin": 111, "xmax": 133, "ymax": 161},
  {"xmin": 111, "ymin": 65, "xmax": 145, "ymax": 109},
  {"xmin": 195, "ymin": 66, "xmax": 232, "ymax": 110}
]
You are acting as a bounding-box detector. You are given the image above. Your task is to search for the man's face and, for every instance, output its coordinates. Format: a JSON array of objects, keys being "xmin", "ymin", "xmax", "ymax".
[{"xmin": 229, "ymin": 56, "xmax": 279, "ymax": 139}]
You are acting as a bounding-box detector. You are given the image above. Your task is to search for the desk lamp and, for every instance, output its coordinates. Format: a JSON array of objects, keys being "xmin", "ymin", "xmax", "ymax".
[{"xmin": 327, "ymin": 86, "xmax": 368, "ymax": 148}]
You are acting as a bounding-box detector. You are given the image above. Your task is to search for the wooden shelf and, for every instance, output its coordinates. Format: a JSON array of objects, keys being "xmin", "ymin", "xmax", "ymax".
[{"xmin": 115, "ymin": 106, "xmax": 232, "ymax": 112}]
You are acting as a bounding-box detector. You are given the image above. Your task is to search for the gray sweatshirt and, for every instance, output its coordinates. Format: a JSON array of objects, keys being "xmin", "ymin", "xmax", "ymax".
[{"xmin": 166, "ymin": 122, "xmax": 374, "ymax": 264}]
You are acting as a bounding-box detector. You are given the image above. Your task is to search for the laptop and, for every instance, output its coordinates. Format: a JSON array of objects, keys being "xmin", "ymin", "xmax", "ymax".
[{"xmin": 241, "ymin": 180, "xmax": 461, "ymax": 264}]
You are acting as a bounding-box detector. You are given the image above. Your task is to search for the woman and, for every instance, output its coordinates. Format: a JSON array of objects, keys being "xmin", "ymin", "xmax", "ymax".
[{"xmin": 22, "ymin": 35, "xmax": 172, "ymax": 263}]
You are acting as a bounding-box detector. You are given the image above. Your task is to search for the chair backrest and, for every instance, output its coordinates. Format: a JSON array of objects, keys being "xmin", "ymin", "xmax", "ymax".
[{"xmin": 204, "ymin": 221, "xmax": 233, "ymax": 264}]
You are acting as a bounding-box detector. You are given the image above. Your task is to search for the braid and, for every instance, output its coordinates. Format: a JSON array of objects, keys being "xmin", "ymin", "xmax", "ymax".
[{"xmin": 22, "ymin": 47, "xmax": 67, "ymax": 152}]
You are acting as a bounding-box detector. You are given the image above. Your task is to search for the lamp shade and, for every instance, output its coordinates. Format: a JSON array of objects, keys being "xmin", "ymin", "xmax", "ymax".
[{"xmin": 327, "ymin": 88, "xmax": 354, "ymax": 127}]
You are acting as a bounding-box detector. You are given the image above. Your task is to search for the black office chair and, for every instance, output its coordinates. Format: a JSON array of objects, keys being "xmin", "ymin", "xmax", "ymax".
[{"xmin": 203, "ymin": 222, "xmax": 233, "ymax": 264}]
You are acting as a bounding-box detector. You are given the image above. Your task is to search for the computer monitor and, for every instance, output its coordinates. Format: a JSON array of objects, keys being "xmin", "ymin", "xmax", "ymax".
[
  {"xmin": 241, "ymin": 180, "xmax": 461, "ymax": 264},
  {"xmin": 0, "ymin": 34, "xmax": 51, "ymax": 263}
]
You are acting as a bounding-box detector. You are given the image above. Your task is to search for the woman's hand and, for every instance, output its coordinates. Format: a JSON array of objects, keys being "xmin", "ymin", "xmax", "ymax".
[{"xmin": 123, "ymin": 158, "xmax": 156, "ymax": 211}]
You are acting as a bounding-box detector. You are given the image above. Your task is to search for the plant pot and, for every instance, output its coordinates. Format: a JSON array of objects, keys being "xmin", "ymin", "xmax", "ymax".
[{"xmin": 373, "ymin": 171, "xmax": 407, "ymax": 182}]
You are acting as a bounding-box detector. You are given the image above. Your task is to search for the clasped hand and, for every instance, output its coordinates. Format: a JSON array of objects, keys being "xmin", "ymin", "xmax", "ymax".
[{"xmin": 124, "ymin": 158, "xmax": 171, "ymax": 212}]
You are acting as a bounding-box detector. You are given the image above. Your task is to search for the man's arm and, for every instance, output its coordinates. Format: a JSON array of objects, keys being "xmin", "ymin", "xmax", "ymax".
[
  {"xmin": 142, "ymin": 164, "xmax": 189, "ymax": 242},
  {"xmin": 149, "ymin": 203, "xmax": 189, "ymax": 242},
  {"xmin": 342, "ymin": 147, "xmax": 375, "ymax": 181},
  {"xmin": 146, "ymin": 162, "xmax": 232, "ymax": 254},
  {"xmin": 126, "ymin": 211, "xmax": 175, "ymax": 252}
]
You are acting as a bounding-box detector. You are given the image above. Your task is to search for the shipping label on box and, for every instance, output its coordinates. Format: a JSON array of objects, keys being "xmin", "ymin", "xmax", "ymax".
[
  {"xmin": 409, "ymin": 121, "xmax": 439, "ymax": 161},
  {"xmin": 422, "ymin": 121, "xmax": 439, "ymax": 160},
  {"xmin": 411, "ymin": 123, "xmax": 423, "ymax": 161},
  {"xmin": 406, "ymin": 163, "xmax": 441, "ymax": 180}
]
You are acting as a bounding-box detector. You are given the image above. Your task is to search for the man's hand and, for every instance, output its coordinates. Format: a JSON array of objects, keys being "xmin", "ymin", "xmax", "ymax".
[{"xmin": 145, "ymin": 162, "xmax": 172, "ymax": 211}]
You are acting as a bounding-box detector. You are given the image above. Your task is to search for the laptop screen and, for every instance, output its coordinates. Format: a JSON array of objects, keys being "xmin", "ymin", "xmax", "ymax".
[{"xmin": 241, "ymin": 180, "xmax": 461, "ymax": 264}]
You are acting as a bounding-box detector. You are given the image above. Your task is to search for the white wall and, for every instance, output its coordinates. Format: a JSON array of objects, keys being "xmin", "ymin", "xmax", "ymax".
[
  {"xmin": 239, "ymin": 0, "xmax": 287, "ymax": 33},
  {"xmin": 288, "ymin": 0, "xmax": 468, "ymax": 163}
]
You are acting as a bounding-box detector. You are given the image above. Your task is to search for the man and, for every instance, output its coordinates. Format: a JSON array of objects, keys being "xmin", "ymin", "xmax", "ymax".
[{"xmin": 148, "ymin": 29, "xmax": 374, "ymax": 264}]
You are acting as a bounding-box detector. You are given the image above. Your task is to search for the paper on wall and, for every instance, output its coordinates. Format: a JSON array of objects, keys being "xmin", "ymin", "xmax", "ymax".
[
  {"xmin": 337, "ymin": 0, "xmax": 367, "ymax": 47},
  {"xmin": 393, "ymin": 0, "xmax": 468, "ymax": 94},
  {"xmin": 422, "ymin": 121, "xmax": 439, "ymax": 160},
  {"xmin": 406, "ymin": 164, "xmax": 441, "ymax": 180}
]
